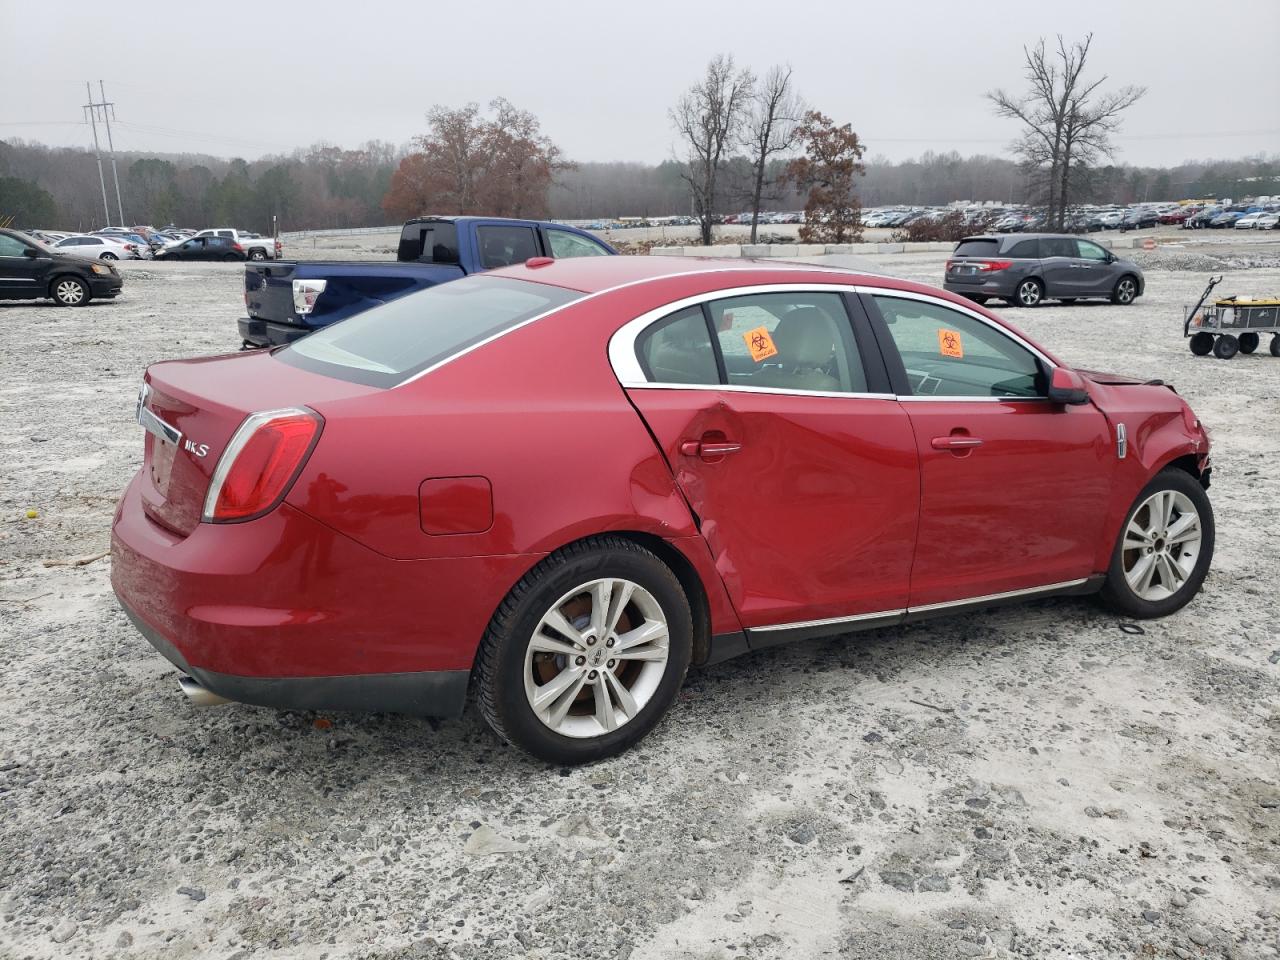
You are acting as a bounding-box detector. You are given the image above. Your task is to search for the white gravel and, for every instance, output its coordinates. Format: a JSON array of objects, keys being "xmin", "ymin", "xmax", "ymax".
[{"xmin": 0, "ymin": 241, "xmax": 1278, "ymax": 960}]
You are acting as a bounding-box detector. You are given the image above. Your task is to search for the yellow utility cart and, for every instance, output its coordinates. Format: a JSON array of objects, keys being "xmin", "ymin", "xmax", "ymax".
[{"xmin": 1184, "ymin": 276, "xmax": 1280, "ymax": 358}]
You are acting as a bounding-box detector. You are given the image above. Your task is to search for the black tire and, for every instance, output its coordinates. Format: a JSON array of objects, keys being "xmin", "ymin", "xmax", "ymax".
[
  {"xmin": 473, "ymin": 536, "xmax": 693, "ymax": 764},
  {"xmin": 1111, "ymin": 275, "xmax": 1139, "ymax": 305},
  {"xmin": 1238, "ymin": 332, "xmax": 1259, "ymax": 354},
  {"xmin": 1012, "ymin": 277, "xmax": 1043, "ymax": 308},
  {"xmin": 1213, "ymin": 334, "xmax": 1239, "ymax": 359},
  {"xmin": 962, "ymin": 294, "xmax": 988, "ymax": 305},
  {"xmin": 1271, "ymin": 335, "xmax": 1280, "ymax": 358},
  {"xmin": 99, "ymin": 252, "xmax": 118, "ymax": 261},
  {"xmin": 50, "ymin": 276, "xmax": 90, "ymax": 307},
  {"xmin": 1189, "ymin": 332, "xmax": 1214, "ymax": 356},
  {"xmin": 223, "ymin": 253, "xmax": 239, "ymax": 262},
  {"xmin": 248, "ymin": 249, "xmax": 267, "ymax": 261},
  {"xmin": 1099, "ymin": 468, "xmax": 1214, "ymax": 619}
]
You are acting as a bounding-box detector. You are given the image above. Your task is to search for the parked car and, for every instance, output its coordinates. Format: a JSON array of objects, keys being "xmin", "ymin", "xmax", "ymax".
[
  {"xmin": 944, "ymin": 234, "xmax": 1143, "ymax": 307},
  {"xmin": 1185, "ymin": 206, "xmax": 1223, "ymax": 229},
  {"xmin": 1233, "ymin": 211, "xmax": 1269, "ymax": 229},
  {"xmin": 1210, "ymin": 210, "xmax": 1248, "ymax": 228},
  {"xmin": 1160, "ymin": 207, "xmax": 1199, "ymax": 225},
  {"xmin": 1118, "ymin": 209, "xmax": 1159, "ymax": 231},
  {"xmin": 93, "ymin": 231, "xmax": 154, "ymax": 259},
  {"xmin": 1095, "ymin": 211, "xmax": 1124, "ymax": 230},
  {"xmin": 54, "ymin": 234, "xmax": 145, "ymax": 260},
  {"xmin": 174, "ymin": 228, "xmax": 281, "ymax": 261},
  {"xmin": 1252, "ymin": 212, "xmax": 1280, "ymax": 230},
  {"xmin": 153, "ymin": 236, "xmax": 248, "ymax": 262},
  {"xmin": 112, "ymin": 257, "xmax": 1215, "ymax": 763},
  {"xmin": 239, "ymin": 215, "xmax": 617, "ymax": 348},
  {"xmin": 0, "ymin": 227, "xmax": 123, "ymax": 305}
]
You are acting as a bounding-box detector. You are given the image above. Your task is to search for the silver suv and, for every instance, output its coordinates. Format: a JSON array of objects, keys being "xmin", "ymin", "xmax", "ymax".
[{"xmin": 943, "ymin": 234, "xmax": 1144, "ymax": 307}]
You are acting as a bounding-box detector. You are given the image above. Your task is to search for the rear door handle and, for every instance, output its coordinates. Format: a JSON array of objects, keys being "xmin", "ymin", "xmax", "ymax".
[
  {"xmin": 680, "ymin": 440, "xmax": 742, "ymax": 460},
  {"xmin": 931, "ymin": 436, "xmax": 984, "ymax": 450}
]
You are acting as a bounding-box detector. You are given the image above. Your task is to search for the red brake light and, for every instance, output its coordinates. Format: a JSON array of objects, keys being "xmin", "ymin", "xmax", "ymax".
[
  {"xmin": 978, "ymin": 259, "xmax": 1013, "ymax": 272},
  {"xmin": 203, "ymin": 408, "xmax": 322, "ymax": 522},
  {"xmin": 233, "ymin": 242, "xmax": 244, "ymax": 252}
]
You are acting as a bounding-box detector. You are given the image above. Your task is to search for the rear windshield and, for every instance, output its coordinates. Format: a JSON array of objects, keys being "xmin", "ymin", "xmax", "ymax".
[
  {"xmin": 279, "ymin": 275, "xmax": 582, "ymax": 388},
  {"xmin": 953, "ymin": 239, "xmax": 999, "ymax": 257}
]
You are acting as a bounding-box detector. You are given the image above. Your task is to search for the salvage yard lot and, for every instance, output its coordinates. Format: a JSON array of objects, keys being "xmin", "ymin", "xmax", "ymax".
[{"xmin": 0, "ymin": 242, "xmax": 1278, "ymax": 959}]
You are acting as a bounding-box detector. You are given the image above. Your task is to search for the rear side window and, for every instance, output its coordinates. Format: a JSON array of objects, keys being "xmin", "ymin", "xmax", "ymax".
[
  {"xmin": 1005, "ymin": 238, "xmax": 1040, "ymax": 259},
  {"xmin": 953, "ymin": 239, "xmax": 999, "ymax": 257},
  {"xmin": 636, "ymin": 307, "xmax": 719, "ymax": 385},
  {"xmin": 281, "ymin": 275, "xmax": 582, "ymax": 388},
  {"xmin": 478, "ymin": 226, "xmax": 538, "ymax": 268},
  {"xmin": 397, "ymin": 222, "xmax": 460, "ymax": 264},
  {"xmin": 874, "ymin": 296, "xmax": 1045, "ymax": 399},
  {"xmin": 1040, "ymin": 237, "xmax": 1077, "ymax": 258}
]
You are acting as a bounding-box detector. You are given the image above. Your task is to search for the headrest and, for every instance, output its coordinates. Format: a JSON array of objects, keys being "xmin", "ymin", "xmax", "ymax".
[{"xmin": 772, "ymin": 308, "xmax": 835, "ymax": 368}]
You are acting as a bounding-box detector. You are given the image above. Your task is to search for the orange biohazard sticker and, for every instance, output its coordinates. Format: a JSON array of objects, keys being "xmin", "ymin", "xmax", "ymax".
[
  {"xmin": 744, "ymin": 325, "xmax": 779, "ymax": 363},
  {"xmin": 938, "ymin": 328, "xmax": 964, "ymax": 358}
]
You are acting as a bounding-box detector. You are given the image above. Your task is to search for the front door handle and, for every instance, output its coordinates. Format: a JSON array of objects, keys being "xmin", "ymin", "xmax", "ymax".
[
  {"xmin": 931, "ymin": 436, "xmax": 984, "ymax": 450},
  {"xmin": 680, "ymin": 439, "xmax": 742, "ymax": 461}
]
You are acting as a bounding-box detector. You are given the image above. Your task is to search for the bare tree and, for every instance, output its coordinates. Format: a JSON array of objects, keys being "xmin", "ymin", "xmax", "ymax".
[
  {"xmin": 742, "ymin": 65, "xmax": 804, "ymax": 243},
  {"xmin": 671, "ymin": 55, "xmax": 755, "ymax": 245},
  {"xmin": 988, "ymin": 34, "xmax": 1144, "ymax": 229}
]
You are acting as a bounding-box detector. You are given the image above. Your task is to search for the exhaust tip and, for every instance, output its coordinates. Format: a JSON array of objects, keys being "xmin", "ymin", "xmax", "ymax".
[{"xmin": 178, "ymin": 675, "xmax": 231, "ymax": 707}]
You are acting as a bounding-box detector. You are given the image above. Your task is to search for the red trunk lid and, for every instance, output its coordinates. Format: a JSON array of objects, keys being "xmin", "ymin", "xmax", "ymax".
[{"xmin": 137, "ymin": 351, "xmax": 373, "ymax": 536}]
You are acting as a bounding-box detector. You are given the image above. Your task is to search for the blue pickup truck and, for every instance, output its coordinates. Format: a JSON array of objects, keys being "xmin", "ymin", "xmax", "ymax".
[{"xmin": 239, "ymin": 216, "xmax": 616, "ymax": 347}]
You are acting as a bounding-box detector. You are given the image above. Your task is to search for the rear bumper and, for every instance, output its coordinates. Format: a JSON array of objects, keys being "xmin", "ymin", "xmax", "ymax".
[
  {"xmin": 110, "ymin": 473, "xmax": 540, "ymax": 716},
  {"xmin": 238, "ymin": 316, "xmax": 312, "ymax": 348},
  {"xmin": 944, "ymin": 276, "xmax": 1017, "ymax": 298}
]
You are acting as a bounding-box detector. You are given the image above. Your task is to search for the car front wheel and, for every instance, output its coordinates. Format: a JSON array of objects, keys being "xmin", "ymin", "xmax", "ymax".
[
  {"xmin": 1100, "ymin": 468, "xmax": 1214, "ymax": 619},
  {"xmin": 51, "ymin": 277, "xmax": 90, "ymax": 307},
  {"xmin": 100, "ymin": 252, "xmax": 118, "ymax": 261},
  {"xmin": 474, "ymin": 536, "xmax": 693, "ymax": 764},
  {"xmin": 1111, "ymin": 276, "xmax": 1138, "ymax": 305}
]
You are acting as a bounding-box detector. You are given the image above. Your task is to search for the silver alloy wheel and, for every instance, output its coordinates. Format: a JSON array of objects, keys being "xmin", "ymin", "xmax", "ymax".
[
  {"xmin": 100, "ymin": 253, "xmax": 118, "ymax": 261},
  {"xmin": 55, "ymin": 280, "xmax": 85, "ymax": 305},
  {"xmin": 1122, "ymin": 489, "xmax": 1202, "ymax": 601},
  {"xmin": 1017, "ymin": 279, "xmax": 1042, "ymax": 306},
  {"xmin": 1116, "ymin": 278, "xmax": 1137, "ymax": 303},
  {"xmin": 523, "ymin": 577, "xmax": 670, "ymax": 739}
]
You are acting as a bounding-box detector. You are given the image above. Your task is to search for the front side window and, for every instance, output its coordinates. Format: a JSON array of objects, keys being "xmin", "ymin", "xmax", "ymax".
[
  {"xmin": 546, "ymin": 229, "xmax": 608, "ymax": 259},
  {"xmin": 636, "ymin": 307, "xmax": 719, "ymax": 385},
  {"xmin": 478, "ymin": 226, "xmax": 538, "ymax": 269},
  {"xmin": 282, "ymin": 275, "xmax": 581, "ymax": 388},
  {"xmin": 708, "ymin": 291, "xmax": 866, "ymax": 393},
  {"xmin": 1076, "ymin": 239, "xmax": 1109, "ymax": 261},
  {"xmin": 0, "ymin": 235, "xmax": 29, "ymax": 257},
  {"xmin": 874, "ymin": 296, "xmax": 1045, "ymax": 399}
]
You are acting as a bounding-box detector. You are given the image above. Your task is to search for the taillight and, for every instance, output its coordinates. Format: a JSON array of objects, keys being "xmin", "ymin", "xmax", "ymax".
[
  {"xmin": 977, "ymin": 259, "xmax": 1013, "ymax": 272},
  {"xmin": 202, "ymin": 408, "xmax": 322, "ymax": 523},
  {"xmin": 292, "ymin": 279, "xmax": 327, "ymax": 315},
  {"xmin": 233, "ymin": 242, "xmax": 244, "ymax": 252}
]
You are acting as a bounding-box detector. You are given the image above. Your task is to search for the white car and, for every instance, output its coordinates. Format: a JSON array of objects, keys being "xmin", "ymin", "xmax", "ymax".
[
  {"xmin": 54, "ymin": 234, "xmax": 146, "ymax": 261},
  {"xmin": 1252, "ymin": 212, "xmax": 1280, "ymax": 230},
  {"xmin": 1233, "ymin": 211, "xmax": 1268, "ymax": 230}
]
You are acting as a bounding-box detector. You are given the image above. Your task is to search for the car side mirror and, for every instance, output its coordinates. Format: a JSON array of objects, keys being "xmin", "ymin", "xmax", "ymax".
[
  {"xmin": 23, "ymin": 248, "xmax": 38, "ymax": 258},
  {"xmin": 1048, "ymin": 367, "xmax": 1090, "ymax": 405}
]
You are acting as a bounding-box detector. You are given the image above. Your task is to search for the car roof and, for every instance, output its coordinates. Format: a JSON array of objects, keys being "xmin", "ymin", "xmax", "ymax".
[{"xmin": 484, "ymin": 254, "xmax": 962, "ymax": 301}]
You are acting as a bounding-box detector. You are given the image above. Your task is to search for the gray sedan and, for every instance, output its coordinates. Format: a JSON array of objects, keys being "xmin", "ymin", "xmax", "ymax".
[{"xmin": 943, "ymin": 234, "xmax": 1144, "ymax": 307}]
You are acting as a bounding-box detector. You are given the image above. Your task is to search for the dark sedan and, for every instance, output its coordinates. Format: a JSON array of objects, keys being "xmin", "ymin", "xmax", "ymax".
[
  {"xmin": 154, "ymin": 236, "xmax": 248, "ymax": 262},
  {"xmin": 0, "ymin": 228, "xmax": 123, "ymax": 306},
  {"xmin": 944, "ymin": 234, "xmax": 1144, "ymax": 307}
]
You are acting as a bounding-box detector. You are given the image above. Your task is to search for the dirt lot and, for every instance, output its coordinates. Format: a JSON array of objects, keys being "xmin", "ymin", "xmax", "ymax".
[{"xmin": 1, "ymin": 238, "xmax": 1278, "ymax": 960}]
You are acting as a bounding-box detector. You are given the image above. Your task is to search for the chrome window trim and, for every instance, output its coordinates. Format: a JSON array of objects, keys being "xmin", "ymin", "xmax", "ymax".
[
  {"xmin": 624, "ymin": 382, "xmax": 895, "ymax": 401},
  {"xmin": 608, "ymin": 282, "xmax": 1061, "ymax": 397},
  {"xmin": 748, "ymin": 577, "xmax": 1090, "ymax": 634}
]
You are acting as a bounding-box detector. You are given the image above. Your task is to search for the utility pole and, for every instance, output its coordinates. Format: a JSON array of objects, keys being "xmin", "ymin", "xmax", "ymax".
[
  {"xmin": 99, "ymin": 81, "xmax": 126, "ymax": 227},
  {"xmin": 83, "ymin": 82, "xmax": 111, "ymax": 228}
]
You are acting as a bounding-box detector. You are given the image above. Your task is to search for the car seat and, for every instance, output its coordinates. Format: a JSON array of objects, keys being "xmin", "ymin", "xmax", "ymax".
[{"xmin": 751, "ymin": 308, "xmax": 841, "ymax": 392}]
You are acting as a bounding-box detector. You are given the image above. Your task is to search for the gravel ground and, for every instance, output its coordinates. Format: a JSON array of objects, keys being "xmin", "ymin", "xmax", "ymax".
[{"xmin": 1, "ymin": 241, "xmax": 1278, "ymax": 960}]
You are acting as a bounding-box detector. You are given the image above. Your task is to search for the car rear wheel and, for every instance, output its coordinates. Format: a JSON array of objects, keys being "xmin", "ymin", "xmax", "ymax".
[
  {"xmin": 1012, "ymin": 278, "xmax": 1043, "ymax": 307},
  {"xmin": 1213, "ymin": 334, "xmax": 1239, "ymax": 359},
  {"xmin": 1100, "ymin": 468, "xmax": 1214, "ymax": 619},
  {"xmin": 1238, "ymin": 332, "xmax": 1259, "ymax": 354},
  {"xmin": 474, "ymin": 536, "xmax": 692, "ymax": 764},
  {"xmin": 51, "ymin": 276, "xmax": 90, "ymax": 307},
  {"xmin": 962, "ymin": 294, "xmax": 988, "ymax": 305},
  {"xmin": 1189, "ymin": 333, "xmax": 1214, "ymax": 356},
  {"xmin": 100, "ymin": 252, "xmax": 118, "ymax": 261},
  {"xmin": 1271, "ymin": 335, "xmax": 1280, "ymax": 357},
  {"xmin": 1111, "ymin": 276, "xmax": 1138, "ymax": 305},
  {"xmin": 248, "ymin": 249, "xmax": 267, "ymax": 261}
]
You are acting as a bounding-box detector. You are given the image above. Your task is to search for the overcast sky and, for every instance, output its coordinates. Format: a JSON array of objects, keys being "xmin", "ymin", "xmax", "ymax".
[{"xmin": 3, "ymin": 0, "xmax": 1278, "ymax": 168}]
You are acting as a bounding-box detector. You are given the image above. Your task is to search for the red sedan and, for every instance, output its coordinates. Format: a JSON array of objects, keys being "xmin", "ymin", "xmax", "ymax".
[{"xmin": 112, "ymin": 257, "xmax": 1215, "ymax": 763}]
